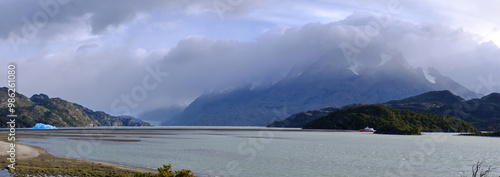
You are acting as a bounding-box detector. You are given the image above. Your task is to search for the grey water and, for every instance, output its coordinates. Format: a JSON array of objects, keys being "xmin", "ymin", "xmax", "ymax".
[{"xmin": 17, "ymin": 127, "xmax": 500, "ymax": 177}]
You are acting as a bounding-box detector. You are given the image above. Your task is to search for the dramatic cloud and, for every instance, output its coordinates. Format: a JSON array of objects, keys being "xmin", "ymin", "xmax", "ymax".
[
  {"xmin": 1, "ymin": 0, "xmax": 499, "ymax": 116},
  {"xmin": 154, "ymin": 13, "xmax": 500, "ymax": 107},
  {"xmin": 0, "ymin": 0, "xmax": 196, "ymax": 37},
  {"xmin": 0, "ymin": 0, "xmax": 269, "ymax": 40}
]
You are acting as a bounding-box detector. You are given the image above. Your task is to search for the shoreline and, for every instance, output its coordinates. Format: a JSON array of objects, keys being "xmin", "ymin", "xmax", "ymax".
[
  {"xmin": 4, "ymin": 126, "xmax": 359, "ymax": 132},
  {"xmin": 0, "ymin": 127, "xmax": 357, "ymax": 176},
  {"xmin": 0, "ymin": 140, "xmax": 157, "ymax": 175},
  {"xmin": 460, "ymin": 131, "xmax": 500, "ymax": 137}
]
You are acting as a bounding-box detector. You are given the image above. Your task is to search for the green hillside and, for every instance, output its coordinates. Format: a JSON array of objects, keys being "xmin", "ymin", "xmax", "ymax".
[
  {"xmin": 384, "ymin": 90, "xmax": 500, "ymax": 131},
  {"xmin": 303, "ymin": 105, "xmax": 476, "ymax": 135}
]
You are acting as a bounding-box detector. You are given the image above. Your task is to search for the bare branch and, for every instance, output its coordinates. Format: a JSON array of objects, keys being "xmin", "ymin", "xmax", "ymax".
[
  {"xmin": 470, "ymin": 160, "xmax": 496, "ymax": 177},
  {"xmin": 479, "ymin": 165, "xmax": 496, "ymax": 177},
  {"xmin": 472, "ymin": 161, "xmax": 483, "ymax": 177}
]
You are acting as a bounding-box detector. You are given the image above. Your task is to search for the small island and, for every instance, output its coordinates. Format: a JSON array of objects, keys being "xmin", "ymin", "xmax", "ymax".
[
  {"xmin": 302, "ymin": 105, "xmax": 477, "ymax": 135},
  {"xmin": 461, "ymin": 131, "xmax": 500, "ymax": 137}
]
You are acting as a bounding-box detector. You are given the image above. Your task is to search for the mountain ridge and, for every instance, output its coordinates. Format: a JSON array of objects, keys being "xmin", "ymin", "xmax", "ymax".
[
  {"xmin": 383, "ymin": 90, "xmax": 500, "ymax": 130},
  {"xmin": 269, "ymin": 90, "xmax": 499, "ymax": 130},
  {"xmin": 0, "ymin": 87, "xmax": 150, "ymax": 128},
  {"xmin": 162, "ymin": 47, "xmax": 479, "ymax": 126},
  {"xmin": 302, "ymin": 105, "xmax": 477, "ymax": 135}
]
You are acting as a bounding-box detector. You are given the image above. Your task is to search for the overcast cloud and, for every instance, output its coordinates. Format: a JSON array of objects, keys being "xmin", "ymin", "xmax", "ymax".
[{"xmin": 1, "ymin": 0, "xmax": 499, "ymax": 116}]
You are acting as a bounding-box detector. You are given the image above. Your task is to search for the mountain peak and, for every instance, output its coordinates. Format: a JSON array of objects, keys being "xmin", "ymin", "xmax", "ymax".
[
  {"xmin": 30, "ymin": 94, "xmax": 50, "ymax": 103},
  {"xmin": 170, "ymin": 44, "xmax": 477, "ymax": 126}
]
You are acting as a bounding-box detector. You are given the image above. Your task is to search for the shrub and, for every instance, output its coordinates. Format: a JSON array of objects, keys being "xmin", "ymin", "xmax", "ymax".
[{"xmin": 135, "ymin": 164, "xmax": 194, "ymax": 177}]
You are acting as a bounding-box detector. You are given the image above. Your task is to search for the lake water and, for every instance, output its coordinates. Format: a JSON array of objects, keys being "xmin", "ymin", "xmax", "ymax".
[{"xmin": 16, "ymin": 127, "xmax": 500, "ymax": 177}]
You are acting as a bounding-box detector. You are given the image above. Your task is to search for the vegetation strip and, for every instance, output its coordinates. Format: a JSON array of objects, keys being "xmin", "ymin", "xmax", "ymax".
[
  {"xmin": 461, "ymin": 131, "xmax": 500, "ymax": 137},
  {"xmin": 0, "ymin": 140, "xmax": 195, "ymax": 176}
]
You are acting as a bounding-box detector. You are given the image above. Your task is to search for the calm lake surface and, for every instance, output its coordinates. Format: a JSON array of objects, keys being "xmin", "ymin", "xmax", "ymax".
[{"xmin": 17, "ymin": 127, "xmax": 500, "ymax": 177}]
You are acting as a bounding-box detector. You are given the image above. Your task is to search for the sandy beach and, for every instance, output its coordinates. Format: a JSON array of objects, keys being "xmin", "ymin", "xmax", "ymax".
[
  {"xmin": 0, "ymin": 140, "xmax": 156, "ymax": 174},
  {"xmin": 0, "ymin": 141, "xmax": 41, "ymax": 159}
]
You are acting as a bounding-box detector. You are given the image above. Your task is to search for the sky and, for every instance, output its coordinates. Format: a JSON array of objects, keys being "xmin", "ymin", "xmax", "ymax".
[{"xmin": 1, "ymin": 0, "xmax": 500, "ymax": 116}]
